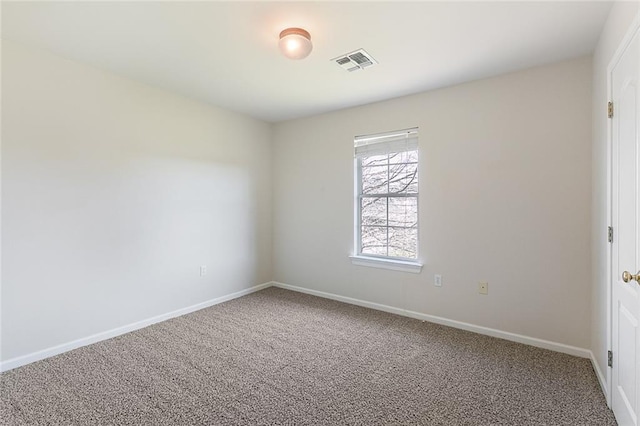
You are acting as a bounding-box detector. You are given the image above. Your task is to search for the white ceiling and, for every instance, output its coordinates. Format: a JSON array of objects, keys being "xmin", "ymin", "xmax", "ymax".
[{"xmin": 2, "ymin": 1, "xmax": 612, "ymax": 123}]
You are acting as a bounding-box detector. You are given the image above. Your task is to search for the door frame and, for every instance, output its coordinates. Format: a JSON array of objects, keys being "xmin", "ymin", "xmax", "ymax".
[{"xmin": 607, "ymin": 10, "xmax": 640, "ymax": 409}]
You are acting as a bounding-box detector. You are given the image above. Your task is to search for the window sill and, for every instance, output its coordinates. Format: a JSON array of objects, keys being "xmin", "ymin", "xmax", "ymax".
[{"xmin": 349, "ymin": 255, "xmax": 423, "ymax": 274}]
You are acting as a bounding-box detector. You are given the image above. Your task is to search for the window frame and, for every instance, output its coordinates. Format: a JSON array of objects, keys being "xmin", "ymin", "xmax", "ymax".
[{"xmin": 352, "ymin": 128, "xmax": 422, "ymax": 272}]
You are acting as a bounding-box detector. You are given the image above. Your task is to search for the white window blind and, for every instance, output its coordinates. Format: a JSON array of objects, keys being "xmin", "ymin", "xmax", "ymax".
[{"xmin": 354, "ymin": 128, "xmax": 418, "ymax": 158}]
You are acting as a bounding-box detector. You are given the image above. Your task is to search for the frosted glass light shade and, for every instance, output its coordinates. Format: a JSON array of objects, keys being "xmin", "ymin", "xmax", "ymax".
[{"xmin": 279, "ymin": 28, "xmax": 312, "ymax": 60}]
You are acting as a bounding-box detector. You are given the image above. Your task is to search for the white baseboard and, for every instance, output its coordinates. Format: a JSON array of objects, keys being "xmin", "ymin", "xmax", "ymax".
[
  {"xmin": 1, "ymin": 280, "xmax": 594, "ymax": 373},
  {"xmin": 0, "ymin": 282, "xmax": 272, "ymax": 372},
  {"xmin": 272, "ymin": 281, "xmax": 591, "ymax": 359},
  {"xmin": 590, "ymin": 350, "xmax": 610, "ymax": 406}
]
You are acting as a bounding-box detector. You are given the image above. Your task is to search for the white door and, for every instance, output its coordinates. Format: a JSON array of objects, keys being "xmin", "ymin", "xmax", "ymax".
[{"xmin": 611, "ymin": 22, "xmax": 640, "ymax": 426}]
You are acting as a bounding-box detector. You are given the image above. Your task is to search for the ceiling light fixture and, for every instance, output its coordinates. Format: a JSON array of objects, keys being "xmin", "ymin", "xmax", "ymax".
[{"xmin": 279, "ymin": 27, "xmax": 312, "ymax": 60}]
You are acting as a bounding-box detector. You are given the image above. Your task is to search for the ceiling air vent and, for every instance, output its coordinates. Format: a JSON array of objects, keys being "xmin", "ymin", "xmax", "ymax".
[{"xmin": 332, "ymin": 49, "xmax": 378, "ymax": 72}]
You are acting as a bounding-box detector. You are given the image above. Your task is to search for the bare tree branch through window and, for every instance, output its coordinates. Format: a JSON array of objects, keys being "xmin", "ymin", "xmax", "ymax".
[{"xmin": 357, "ymin": 149, "xmax": 418, "ymax": 259}]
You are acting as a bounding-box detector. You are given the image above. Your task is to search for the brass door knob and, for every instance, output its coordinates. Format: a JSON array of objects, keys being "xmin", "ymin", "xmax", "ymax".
[{"xmin": 622, "ymin": 270, "xmax": 640, "ymax": 283}]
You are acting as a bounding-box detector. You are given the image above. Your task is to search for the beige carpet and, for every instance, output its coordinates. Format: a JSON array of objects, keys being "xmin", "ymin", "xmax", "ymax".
[{"xmin": 1, "ymin": 287, "xmax": 615, "ymax": 425}]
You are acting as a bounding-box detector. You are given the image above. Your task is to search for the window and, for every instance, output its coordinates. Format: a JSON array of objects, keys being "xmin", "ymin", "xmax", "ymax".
[{"xmin": 354, "ymin": 128, "xmax": 420, "ymax": 268}]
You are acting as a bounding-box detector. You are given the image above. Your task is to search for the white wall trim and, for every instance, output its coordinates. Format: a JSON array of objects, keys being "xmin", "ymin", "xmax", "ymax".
[
  {"xmin": 0, "ymin": 282, "xmax": 272, "ymax": 372},
  {"xmin": 272, "ymin": 281, "xmax": 591, "ymax": 358},
  {"xmin": 604, "ymin": 10, "xmax": 640, "ymax": 408},
  {"xmin": 590, "ymin": 350, "xmax": 609, "ymax": 402},
  {"xmin": 349, "ymin": 255, "xmax": 423, "ymax": 273},
  {"xmin": 606, "ymin": 12, "xmax": 640, "ymax": 77},
  {"xmin": 2, "ymin": 280, "xmax": 595, "ymax": 373}
]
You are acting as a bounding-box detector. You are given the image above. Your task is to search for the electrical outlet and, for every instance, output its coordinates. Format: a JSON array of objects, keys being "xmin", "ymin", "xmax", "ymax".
[
  {"xmin": 200, "ymin": 265, "xmax": 207, "ymax": 277},
  {"xmin": 478, "ymin": 281, "xmax": 488, "ymax": 295},
  {"xmin": 434, "ymin": 274, "xmax": 442, "ymax": 287}
]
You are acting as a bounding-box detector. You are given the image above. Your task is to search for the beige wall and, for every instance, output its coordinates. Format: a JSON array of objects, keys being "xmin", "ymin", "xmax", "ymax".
[
  {"xmin": 1, "ymin": 40, "xmax": 272, "ymax": 361},
  {"xmin": 590, "ymin": 1, "xmax": 639, "ymax": 392},
  {"xmin": 273, "ymin": 56, "xmax": 593, "ymax": 349},
  {"xmin": 1, "ymin": 25, "xmax": 608, "ymax": 366}
]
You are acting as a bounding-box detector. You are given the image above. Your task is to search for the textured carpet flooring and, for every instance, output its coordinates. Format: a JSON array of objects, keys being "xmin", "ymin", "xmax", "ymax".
[{"xmin": 1, "ymin": 287, "xmax": 615, "ymax": 425}]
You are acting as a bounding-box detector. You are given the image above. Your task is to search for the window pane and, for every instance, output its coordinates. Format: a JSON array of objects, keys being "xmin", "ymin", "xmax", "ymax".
[
  {"xmin": 393, "ymin": 150, "xmax": 418, "ymax": 164},
  {"xmin": 388, "ymin": 227, "xmax": 418, "ymax": 259},
  {"xmin": 361, "ymin": 226, "xmax": 387, "ymax": 256},
  {"xmin": 361, "ymin": 154, "xmax": 388, "ymax": 167},
  {"xmin": 387, "ymin": 151, "xmax": 403, "ymax": 164},
  {"xmin": 389, "ymin": 161, "xmax": 418, "ymax": 194},
  {"xmin": 388, "ymin": 150, "xmax": 418, "ymax": 164},
  {"xmin": 361, "ymin": 197, "xmax": 387, "ymax": 226},
  {"xmin": 388, "ymin": 197, "xmax": 417, "ymax": 227},
  {"xmin": 362, "ymin": 165, "xmax": 388, "ymax": 194}
]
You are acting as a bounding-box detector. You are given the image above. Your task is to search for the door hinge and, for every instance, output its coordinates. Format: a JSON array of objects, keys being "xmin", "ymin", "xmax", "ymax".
[
  {"xmin": 608, "ymin": 226, "xmax": 614, "ymax": 243},
  {"xmin": 608, "ymin": 101, "xmax": 614, "ymax": 119},
  {"xmin": 608, "ymin": 350, "xmax": 613, "ymax": 368}
]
